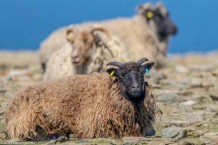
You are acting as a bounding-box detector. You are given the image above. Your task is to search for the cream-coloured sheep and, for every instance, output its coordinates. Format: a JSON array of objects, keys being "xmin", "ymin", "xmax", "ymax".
[
  {"xmin": 44, "ymin": 26, "xmax": 129, "ymax": 81},
  {"xmin": 38, "ymin": 2, "xmax": 177, "ymax": 69},
  {"xmin": 5, "ymin": 58, "xmax": 156, "ymax": 140}
]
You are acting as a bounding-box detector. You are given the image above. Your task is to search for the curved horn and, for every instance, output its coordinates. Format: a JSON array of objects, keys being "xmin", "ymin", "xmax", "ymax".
[
  {"xmin": 107, "ymin": 61, "xmax": 123, "ymax": 68},
  {"xmin": 90, "ymin": 25, "xmax": 111, "ymax": 39},
  {"xmin": 137, "ymin": 58, "xmax": 148, "ymax": 65}
]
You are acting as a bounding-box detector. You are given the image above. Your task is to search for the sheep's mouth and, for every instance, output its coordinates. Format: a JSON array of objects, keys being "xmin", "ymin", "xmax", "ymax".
[
  {"xmin": 128, "ymin": 91, "xmax": 142, "ymax": 98},
  {"xmin": 72, "ymin": 60, "xmax": 80, "ymax": 64},
  {"xmin": 72, "ymin": 59, "xmax": 81, "ymax": 64}
]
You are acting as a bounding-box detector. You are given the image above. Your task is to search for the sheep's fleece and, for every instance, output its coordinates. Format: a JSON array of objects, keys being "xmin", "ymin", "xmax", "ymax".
[
  {"xmin": 39, "ymin": 3, "xmax": 174, "ymax": 68},
  {"xmin": 5, "ymin": 73, "xmax": 155, "ymax": 140},
  {"xmin": 43, "ymin": 31, "xmax": 129, "ymax": 81}
]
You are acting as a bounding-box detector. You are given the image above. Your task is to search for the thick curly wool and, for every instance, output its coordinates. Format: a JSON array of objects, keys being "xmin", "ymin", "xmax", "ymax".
[
  {"xmin": 100, "ymin": 15, "xmax": 162, "ymax": 63},
  {"xmin": 44, "ymin": 34, "xmax": 128, "ymax": 82},
  {"xmin": 38, "ymin": 26, "xmax": 69, "ymax": 66},
  {"xmin": 5, "ymin": 73, "xmax": 155, "ymax": 140}
]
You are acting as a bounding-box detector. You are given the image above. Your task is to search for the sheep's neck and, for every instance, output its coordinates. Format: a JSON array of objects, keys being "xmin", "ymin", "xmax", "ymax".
[{"xmin": 74, "ymin": 64, "xmax": 88, "ymax": 74}]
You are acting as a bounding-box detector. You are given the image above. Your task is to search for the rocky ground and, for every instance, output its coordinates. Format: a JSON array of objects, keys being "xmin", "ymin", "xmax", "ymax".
[{"xmin": 0, "ymin": 51, "xmax": 217, "ymax": 145}]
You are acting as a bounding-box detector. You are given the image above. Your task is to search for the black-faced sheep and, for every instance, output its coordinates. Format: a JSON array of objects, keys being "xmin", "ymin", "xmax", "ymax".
[
  {"xmin": 44, "ymin": 26, "xmax": 129, "ymax": 81},
  {"xmin": 5, "ymin": 58, "xmax": 156, "ymax": 141},
  {"xmin": 38, "ymin": 2, "xmax": 177, "ymax": 69}
]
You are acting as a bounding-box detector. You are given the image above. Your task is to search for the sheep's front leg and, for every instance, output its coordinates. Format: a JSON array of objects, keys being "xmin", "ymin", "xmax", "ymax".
[{"xmin": 144, "ymin": 126, "xmax": 156, "ymax": 137}]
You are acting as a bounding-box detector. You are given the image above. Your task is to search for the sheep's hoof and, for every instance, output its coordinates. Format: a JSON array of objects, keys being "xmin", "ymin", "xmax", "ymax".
[{"xmin": 145, "ymin": 128, "xmax": 156, "ymax": 136}]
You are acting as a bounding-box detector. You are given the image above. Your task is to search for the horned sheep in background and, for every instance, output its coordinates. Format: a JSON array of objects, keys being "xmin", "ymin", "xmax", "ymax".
[
  {"xmin": 44, "ymin": 26, "xmax": 129, "ymax": 81},
  {"xmin": 38, "ymin": 2, "xmax": 177, "ymax": 70},
  {"xmin": 5, "ymin": 58, "xmax": 156, "ymax": 141}
]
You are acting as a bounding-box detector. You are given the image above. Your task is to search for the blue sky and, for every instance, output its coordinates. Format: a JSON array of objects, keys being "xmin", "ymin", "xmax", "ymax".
[{"xmin": 0, "ymin": 0, "xmax": 218, "ymax": 53}]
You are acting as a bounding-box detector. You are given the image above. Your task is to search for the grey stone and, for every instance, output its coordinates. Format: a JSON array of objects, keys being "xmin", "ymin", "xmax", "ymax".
[
  {"xmin": 162, "ymin": 112, "xmax": 206, "ymax": 127},
  {"xmin": 157, "ymin": 93, "xmax": 184, "ymax": 103},
  {"xmin": 184, "ymin": 112, "xmax": 206, "ymax": 124},
  {"xmin": 162, "ymin": 126, "xmax": 187, "ymax": 140},
  {"xmin": 200, "ymin": 132, "xmax": 218, "ymax": 145},
  {"xmin": 210, "ymin": 88, "xmax": 218, "ymax": 101},
  {"xmin": 175, "ymin": 65, "xmax": 189, "ymax": 73}
]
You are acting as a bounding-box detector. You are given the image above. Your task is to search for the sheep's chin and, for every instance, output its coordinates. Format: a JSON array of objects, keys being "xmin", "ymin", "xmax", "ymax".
[{"xmin": 124, "ymin": 91, "xmax": 145, "ymax": 104}]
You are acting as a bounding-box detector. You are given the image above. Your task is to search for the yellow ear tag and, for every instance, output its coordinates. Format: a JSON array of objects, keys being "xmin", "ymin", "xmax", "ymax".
[
  {"xmin": 146, "ymin": 11, "xmax": 153, "ymax": 19},
  {"xmin": 109, "ymin": 70, "xmax": 115, "ymax": 77},
  {"xmin": 67, "ymin": 33, "xmax": 74, "ymax": 41}
]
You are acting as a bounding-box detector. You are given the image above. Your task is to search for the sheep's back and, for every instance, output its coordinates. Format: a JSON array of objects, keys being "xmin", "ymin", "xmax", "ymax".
[
  {"xmin": 43, "ymin": 43, "xmax": 74, "ymax": 82},
  {"xmin": 39, "ymin": 26, "xmax": 68, "ymax": 65}
]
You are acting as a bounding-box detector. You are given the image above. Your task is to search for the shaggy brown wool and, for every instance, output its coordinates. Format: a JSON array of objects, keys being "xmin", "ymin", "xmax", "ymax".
[{"xmin": 5, "ymin": 73, "xmax": 155, "ymax": 140}]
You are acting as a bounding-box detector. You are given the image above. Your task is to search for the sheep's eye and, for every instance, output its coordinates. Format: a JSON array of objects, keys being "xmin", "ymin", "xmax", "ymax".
[
  {"xmin": 156, "ymin": 12, "xmax": 164, "ymax": 19},
  {"xmin": 121, "ymin": 73, "xmax": 126, "ymax": 77}
]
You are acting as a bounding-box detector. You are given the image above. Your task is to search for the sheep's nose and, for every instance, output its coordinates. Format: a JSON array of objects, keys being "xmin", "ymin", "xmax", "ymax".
[
  {"xmin": 71, "ymin": 55, "xmax": 79, "ymax": 59},
  {"xmin": 131, "ymin": 84, "xmax": 139, "ymax": 89}
]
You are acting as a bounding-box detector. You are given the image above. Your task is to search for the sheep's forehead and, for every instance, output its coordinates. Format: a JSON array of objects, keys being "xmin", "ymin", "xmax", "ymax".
[
  {"xmin": 71, "ymin": 29, "xmax": 93, "ymax": 41},
  {"xmin": 154, "ymin": 4, "xmax": 167, "ymax": 16},
  {"xmin": 143, "ymin": 3, "xmax": 167, "ymax": 16},
  {"xmin": 121, "ymin": 63, "xmax": 142, "ymax": 72}
]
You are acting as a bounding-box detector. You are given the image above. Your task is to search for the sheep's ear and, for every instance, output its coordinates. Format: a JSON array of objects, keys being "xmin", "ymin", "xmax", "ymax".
[
  {"xmin": 106, "ymin": 68, "xmax": 118, "ymax": 77},
  {"xmin": 143, "ymin": 62, "xmax": 155, "ymax": 75},
  {"xmin": 66, "ymin": 27, "xmax": 74, "ymax": 42},
  {"xmin": 136, "ymin": 3, "xmax": 152, "ymax": 13}
]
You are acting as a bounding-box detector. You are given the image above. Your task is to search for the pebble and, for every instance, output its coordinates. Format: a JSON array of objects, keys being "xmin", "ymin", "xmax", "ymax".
[
  {"xmin": 162, "ymin": 126, "xmax": 187, "ymax": 140},
  {"xmin": 157, "ymin": 93, "xmax": 184, "ymax": 103},
  {"xmin": 200, "ymin": 132, "xmax": 218, "ymax": 145}
]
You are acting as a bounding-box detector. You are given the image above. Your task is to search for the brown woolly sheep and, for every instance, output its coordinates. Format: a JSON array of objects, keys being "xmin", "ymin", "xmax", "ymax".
[
  {"xmin": 38, "ymin": 2, "xmax": 177, "ymax": 70},
  {"xmin": 44, "ymin": 25, "xmax": 129, "ymax": 81},
  {"xmin": 5, "ymin": 58, "xmax": 156, "ymax": 141}
]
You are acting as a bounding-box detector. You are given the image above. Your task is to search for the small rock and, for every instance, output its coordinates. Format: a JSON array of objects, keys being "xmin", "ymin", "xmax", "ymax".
[
  {"xmin": 185, "ymin": 112, "xmax": 206, "ymax": 124},
  {"xmin": 162, "ymin": 126, "xmax": 187, "ymax": 140},
  {"xmin": 0, "ymin": 133, "xmax": 6, "ymax": 139},
  {"xmin": 179, "ymin": 104, "xmax": 192, "ymax": 113},
  {"xmin": 210, "ymin": 88, "xmax": 218, "ymax": 101},
  {"xmin": 192, "ymin": 104, "xmax": 205, "ymax": 110},
  {"xmin": 212, "ymin": 68, "xmax": 218, "ymax": 76},
  {"xmin": 0, "ymin": 88, "xmax": 6, "ymax": 93},
  {"xmin": 211, "ymin": 118, "xmax": 218, "ymax": 124},
  {"xmin": 210, "ymin": 95, "xmax": 218, "ymax": 101},
  {"xmin": 121, "ymin": 137, "xmax": 140, "ymax": 144},
  {"xmin": 178, "ymin": 140, "xmax": 195, "ymax": 145},
  {"xmin": 175, "ymin": 65, "xmax": 189, "ymax": 73},
  {"xmin": 161, "ymin": 112, "xmax": 206, "ymax": 127},
  {"xmin": 157, "ymin": 93, "xmax": 184, "ymax": 103},
  {"xmin": 181, "ymin": 100, "xmax": 196, "ymax": 106},
  {"xmin": 45, "ymin": 136, "xmax": 67, "ymax": 145},
  {"xmin": 148, "ymin": 140, "xmax": 172, "ymax": 145},
  {"xmin": 200, "ymin": 132, "xmax": 218, "ymax": 145}
]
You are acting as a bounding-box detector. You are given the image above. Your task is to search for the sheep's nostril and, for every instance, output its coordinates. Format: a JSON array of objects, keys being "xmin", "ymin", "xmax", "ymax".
[
  {"xmin": 132, "ymin": 84, "xmax": 139, "ymax": 89},
  {"xmin": 71, "ymin": 55, "xmax": 79, "ymax": 59}
]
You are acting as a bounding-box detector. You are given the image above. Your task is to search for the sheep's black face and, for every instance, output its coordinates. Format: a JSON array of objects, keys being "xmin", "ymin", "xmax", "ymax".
[
  {"xmin": 138, "ymin": 3, "xmax": 177, "ymax": 41},
  {"xmin": 148, "ymin": 10, "xmax": 177, "ymax": 41},
  {"xmin": 117, "ymin": 64, "xmax": 146, "ymax": 102},
  {"xmin": 107, "ymin": 58, "xmax": 155, "ymax": 104}
]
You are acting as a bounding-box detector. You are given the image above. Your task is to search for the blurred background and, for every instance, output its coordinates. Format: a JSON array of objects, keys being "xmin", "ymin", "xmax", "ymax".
[{"xmin": 0, "ymin": 0, "xmax": 217, "ymax": 53}]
